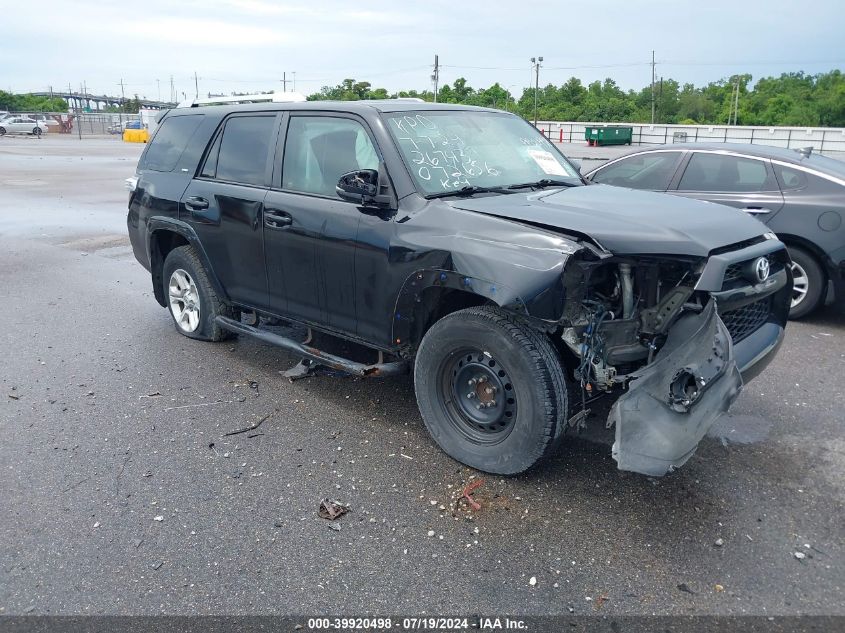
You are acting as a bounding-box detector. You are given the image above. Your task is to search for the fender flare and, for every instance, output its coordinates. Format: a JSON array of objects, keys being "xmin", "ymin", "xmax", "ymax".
[
  {"xmin": 391, "ymin": 269, "xmax": 529, "ymax": 347},
  {"xmin": 146, "ymin": 217, "xmax": 229, "ymax": 307}
]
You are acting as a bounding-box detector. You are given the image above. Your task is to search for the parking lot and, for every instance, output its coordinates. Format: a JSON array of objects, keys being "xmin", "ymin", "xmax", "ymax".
[{"xmin": 0, "ymin": 135, "xmax": 843, "ymax": 616}]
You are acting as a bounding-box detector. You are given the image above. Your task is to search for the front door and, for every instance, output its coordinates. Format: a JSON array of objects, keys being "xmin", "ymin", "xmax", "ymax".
[
  {"xmin": 181, "ymin": 113, "xmax": 279, "ymax": 309},
  {"xmin": 264, "ymin": 113, "xmax": 381, "ymax": 335}
]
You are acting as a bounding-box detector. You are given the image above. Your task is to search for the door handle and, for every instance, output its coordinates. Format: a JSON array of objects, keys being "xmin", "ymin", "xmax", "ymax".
[
  {"xmin": 265, "ymin": 209, "xmax": 292, "ymax": 228},
  {"xmin": 185, "ymin": 196, "xmax": 209, "ymax": 211},
  {"xmin": 742, "ymin": 207, "xmax": 771, "ymax": 215}
]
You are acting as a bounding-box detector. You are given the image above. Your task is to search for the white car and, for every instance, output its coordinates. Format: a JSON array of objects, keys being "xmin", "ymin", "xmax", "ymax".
[{"xmin": 0, "ymin": 116, "xmax": 47, "ymax": 136}]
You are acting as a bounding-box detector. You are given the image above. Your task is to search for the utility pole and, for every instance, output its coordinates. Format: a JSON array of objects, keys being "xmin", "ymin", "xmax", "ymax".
[
  {"xmin": 432, "ymin": 54, "xmax": 439, "ymax": 102},
  {"xmin": 658, "ymin": 76, "xmax": 663, "ymax": 124},
  {"xmin": 733, "ymin": 78, "xmax": 740, "ymax": 125},
  {"xmin": 650, "ymin": 50, "xmax": 656, "ymax": 124},
  {"xmin": 292, "ymin": 71, "xmax": 296, "ymax": 92},
  {"xmin": 194, "ymin": 71, "xmax": 199, "ymax": 99},
  {"xmin": 531, "ymin": 56, "xmax": 543, "ymax": 127},
  {"xmin": 170, "ymin": 76, "xmax": 175, "ymax": 104},
  {"xmin": 119, "ymin": 78, "xmax": 126, "ymax": 110},
  {"xmin": 156, "ymin": 79, "xmax": 161, "ymax": 102},
  {"xmin": 282, "ymin": 72, "xmax": 287, "ymax": 92}
]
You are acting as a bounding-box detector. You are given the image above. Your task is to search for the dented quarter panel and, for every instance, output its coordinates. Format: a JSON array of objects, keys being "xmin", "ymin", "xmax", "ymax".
[{"xmin": 608, "ymin": 300, "xmax": 743, "ymax": 476}]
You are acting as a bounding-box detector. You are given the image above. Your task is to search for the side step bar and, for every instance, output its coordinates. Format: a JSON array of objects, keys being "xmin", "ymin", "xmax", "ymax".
[{"xmin": 214, "ymin": 316, "xmax": 409, "ymax": 378}]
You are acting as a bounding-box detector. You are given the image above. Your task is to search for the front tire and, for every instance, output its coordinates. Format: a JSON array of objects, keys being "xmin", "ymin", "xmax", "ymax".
[
  {"xmin": 0, "ymin": 127, "xmax": 5, "ymax": 136},
  {"xmin": 787, "ymin": 246, "xmax": 825, "ymax": 319},
  {"xmin": 33, "ymin": 127, "xmax": 42, "ymax": 137},
  {"xmin": 414, "ymin": 306, "xmax": 568, "ymax": 475},
  {"xmin": 162, "ymin": 245, "xmax": 233, "ymax": 341}
]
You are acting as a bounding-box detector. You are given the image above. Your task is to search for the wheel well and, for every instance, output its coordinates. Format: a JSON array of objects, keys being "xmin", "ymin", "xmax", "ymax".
[
  {"xmin": 775, "ymin": 234, "xmax": 829, "ymax": 281},
  {"xmin": 150, "ymin": 230, "xmax": 190, "ymax": 306},
  {"xmin": 409, "ymin": 288, "xmax": 489, "ymax": 349}
]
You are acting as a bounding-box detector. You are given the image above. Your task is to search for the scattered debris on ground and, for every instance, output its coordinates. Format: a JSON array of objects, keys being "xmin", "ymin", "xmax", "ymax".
[
  {"xmin": 677, "ymin": 583, "xmax": 696, "ymax": 595},
  {"xmin": 714, "ymin": 538, "xmax": 724, "ymax": 547},
  {"xmin": 461, "ymin": 478, "xmax": 484, "ymax": 511},
  {"xmin": 223, "ymin": 412, "xmax": 273, "ymax": 437},
  {"xmin": 318, "ymin": 499, "xmax": 350, "ymax": 521}
]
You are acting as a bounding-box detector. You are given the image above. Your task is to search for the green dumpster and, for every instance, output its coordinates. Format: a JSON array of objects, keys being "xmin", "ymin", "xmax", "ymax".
[{"xmin": 585, "ymin": 125, "xmax": 633, "ymax": 146}]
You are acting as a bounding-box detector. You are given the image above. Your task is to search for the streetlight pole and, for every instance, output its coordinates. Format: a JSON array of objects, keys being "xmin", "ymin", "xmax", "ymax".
[{"xmin": 531, "ymin": 56, "xmax": 543, "ymax": 127}]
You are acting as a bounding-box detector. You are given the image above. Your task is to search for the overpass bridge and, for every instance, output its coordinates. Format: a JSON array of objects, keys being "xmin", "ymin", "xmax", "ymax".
[{"xmin": 28, "ymin": 91, "xmax": 175, "ymax": 110}]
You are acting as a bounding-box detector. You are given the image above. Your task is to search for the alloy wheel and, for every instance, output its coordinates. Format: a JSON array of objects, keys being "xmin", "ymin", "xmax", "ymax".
[
  {"xmin": 168, "ymin": 269, "xmax": 201, "ymax": 332},
  {"xmin": 790, "ymin": 261, "xmax": 809, "ymax": 309}
]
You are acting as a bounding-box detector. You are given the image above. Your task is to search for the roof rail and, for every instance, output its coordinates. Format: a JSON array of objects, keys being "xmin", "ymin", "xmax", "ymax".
[
  {"xmin": 176, "ymin": 91, "xmax": 307, "ymax": 108},
  {"xmin": 794, "ymin": 146, "xmax": 814, "ymax": 158}
]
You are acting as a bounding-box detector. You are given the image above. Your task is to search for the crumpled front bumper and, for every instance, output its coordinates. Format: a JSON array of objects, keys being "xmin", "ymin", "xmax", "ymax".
[{"xmin": 608, "ymin": 299, "xmax": 743, "ymax": 476}]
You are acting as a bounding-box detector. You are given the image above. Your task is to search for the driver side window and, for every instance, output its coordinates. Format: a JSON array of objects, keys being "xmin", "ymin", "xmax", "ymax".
[{"xmin": 282, "ymin": 116, "xmax": 378, "ymax": 198}]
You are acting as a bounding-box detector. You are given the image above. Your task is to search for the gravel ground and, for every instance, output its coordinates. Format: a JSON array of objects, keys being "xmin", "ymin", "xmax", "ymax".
[{"xmin": 0, "ymin": 135, "xmax": 843, "ymax": 617}]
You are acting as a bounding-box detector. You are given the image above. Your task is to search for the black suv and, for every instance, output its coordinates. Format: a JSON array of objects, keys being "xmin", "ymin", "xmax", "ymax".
[{"xmin": 128, "ymin": 100, "xmax": 792, "ymax": 477}]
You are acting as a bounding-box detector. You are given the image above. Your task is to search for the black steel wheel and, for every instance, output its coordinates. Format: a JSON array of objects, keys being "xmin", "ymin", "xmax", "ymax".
[
  {"xmin": 440, "ymin": 347, "xmax": 518, "ymax": 444},
  {"xmin": 414, "ymin": 306, "xmax": 568, "ymax": 475}
]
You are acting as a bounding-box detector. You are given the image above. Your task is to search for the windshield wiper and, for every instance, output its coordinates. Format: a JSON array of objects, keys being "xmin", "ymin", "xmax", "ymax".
[
  {"xmin": 507, "ymin": 178, "xmax": 579, "ymax": 190},
  {"xmin": 425, "ymin": 185, "xmax": 514, "ymax": 200}
]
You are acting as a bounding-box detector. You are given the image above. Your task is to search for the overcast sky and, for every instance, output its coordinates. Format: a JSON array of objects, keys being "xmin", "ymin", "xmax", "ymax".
[{"xmin": 2, "ymin": 0, "xmax": 843, "ymax": 101}]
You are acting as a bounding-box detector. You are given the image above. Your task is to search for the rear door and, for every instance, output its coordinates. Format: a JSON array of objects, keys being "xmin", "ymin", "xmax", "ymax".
[
  {"xmin": 670, "ymin": 151, "xmax": 784, "ymax": 219},
  {"xmin": 181, "ymin": 113, "xmax": 280, "ymax": 309}
]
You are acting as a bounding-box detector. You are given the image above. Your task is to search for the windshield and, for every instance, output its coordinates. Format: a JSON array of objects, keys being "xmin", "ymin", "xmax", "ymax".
[{"xmin": 383, "ymin": 110, "xmax": 581, "ymax": 195}]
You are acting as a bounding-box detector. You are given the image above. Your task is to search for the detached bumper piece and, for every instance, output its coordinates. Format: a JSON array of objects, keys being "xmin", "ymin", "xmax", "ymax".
[
  {"xmin": 608, "ymin": 300, "xmax": 742, "ymax": 476},
  {"xmin": 215, "ymin": 316, "xmax": 409, "ymax": 378}
]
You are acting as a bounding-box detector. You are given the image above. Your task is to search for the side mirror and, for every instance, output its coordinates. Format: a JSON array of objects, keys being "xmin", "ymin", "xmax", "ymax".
[
  {"xmin": 569, "ymin": 158, "xmax": 582, "ymax": 174},
  {"xmin": 336, "ymin": 169, "xmax": 379, "ymax": 204}
]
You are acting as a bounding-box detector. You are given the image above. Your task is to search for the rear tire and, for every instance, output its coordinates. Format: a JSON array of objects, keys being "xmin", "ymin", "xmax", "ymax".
[
  {"xmin": 787, "ymin": 246, "xmax": 824, "ymax": 319},
  {"xmin": 33, "ymin": 127, "xmax": 42, "ymax": 137},
  {"xmin": 0, "ymin": 127, "xmax": 5, "ymax": 136},
  {"xmin": 162, "ymin": 245, "xmax": 233, "ymax": 341},
  {"xmin": 414, "ymin": 306, "xmax": 568, "ymax": 475}
]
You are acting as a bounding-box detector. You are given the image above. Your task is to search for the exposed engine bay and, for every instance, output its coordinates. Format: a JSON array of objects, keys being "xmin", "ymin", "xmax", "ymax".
[
  {"xmin": 562, "ymin": 258, "xmax": 704, "ymax": 394},
  {"xmin": 560, "ymin": 258, "xmax": 744, "ymax": 475}
]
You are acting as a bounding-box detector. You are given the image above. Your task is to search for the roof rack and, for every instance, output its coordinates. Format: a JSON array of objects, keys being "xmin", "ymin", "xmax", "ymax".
[{"xmin": 176, "ymin": 91, "xmax": 307, "ymax": 108}]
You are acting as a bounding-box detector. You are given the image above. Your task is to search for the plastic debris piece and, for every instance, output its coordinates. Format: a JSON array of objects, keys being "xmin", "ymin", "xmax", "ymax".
[{"xmin": 318, "ymin": 499, "xmax": 349, "ymax": 521}]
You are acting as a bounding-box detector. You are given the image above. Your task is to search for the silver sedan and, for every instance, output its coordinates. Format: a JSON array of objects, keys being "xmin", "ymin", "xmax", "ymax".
[{"xmin": 0, "ymin": 116, "xmax": 48, "ymax": 137}]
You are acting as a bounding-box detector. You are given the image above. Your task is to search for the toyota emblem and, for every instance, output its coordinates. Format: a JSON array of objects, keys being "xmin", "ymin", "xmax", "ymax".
[{"xmin": 754, "ymin": 257, "xmax": 770, "ymax": 283}]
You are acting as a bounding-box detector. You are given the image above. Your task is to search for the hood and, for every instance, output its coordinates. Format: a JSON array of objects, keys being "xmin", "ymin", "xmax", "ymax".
[{"xmin": 447, "ymin": 184, "xmax": 768, "ymax": 257}]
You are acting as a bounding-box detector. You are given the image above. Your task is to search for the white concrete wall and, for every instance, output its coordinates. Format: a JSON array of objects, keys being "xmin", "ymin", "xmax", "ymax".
[{"xmin": 536, "ymin": 121, "xmax": 845, "ymax": 155}]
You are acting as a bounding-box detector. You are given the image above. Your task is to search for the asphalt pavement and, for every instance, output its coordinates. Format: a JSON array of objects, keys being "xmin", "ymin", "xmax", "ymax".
[{"xmin": 0, "ymin": 135, "xmax": 843, "ymax": 617}]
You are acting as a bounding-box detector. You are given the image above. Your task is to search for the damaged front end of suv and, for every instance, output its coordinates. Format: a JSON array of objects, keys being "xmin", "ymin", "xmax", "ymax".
[{"xmin": 555, "ymin": 242, "xmax": 791, "ymax": 475}]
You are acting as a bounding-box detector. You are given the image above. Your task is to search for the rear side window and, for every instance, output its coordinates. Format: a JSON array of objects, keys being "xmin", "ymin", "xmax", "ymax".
[
  {"xmin": 143, "ymin": 115, "xmax": 203, "ymax": 172},
  {"xmin": 590, "ymin": 152, "xmax": 680, "ymax": 190},
  {"xmin": 204, "ymin": 115, "xmax": 276, "ymax": 186},
  {"xmin": 679, "ymin": 153, "xmax": 776, "ymax": 192},
  {"xmin": 773, "ymin": 163, "xmax": 808, "ymax": 190}
]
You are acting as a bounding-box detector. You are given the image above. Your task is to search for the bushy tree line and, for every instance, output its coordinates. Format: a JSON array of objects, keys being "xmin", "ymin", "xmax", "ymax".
[
  {"xmin": 308, "ymin": 70, "xmax": 845, "ymax": 127},
  {"xmin": 0, "ymin": 91, "xmax": 67, "ymax": 112}
]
